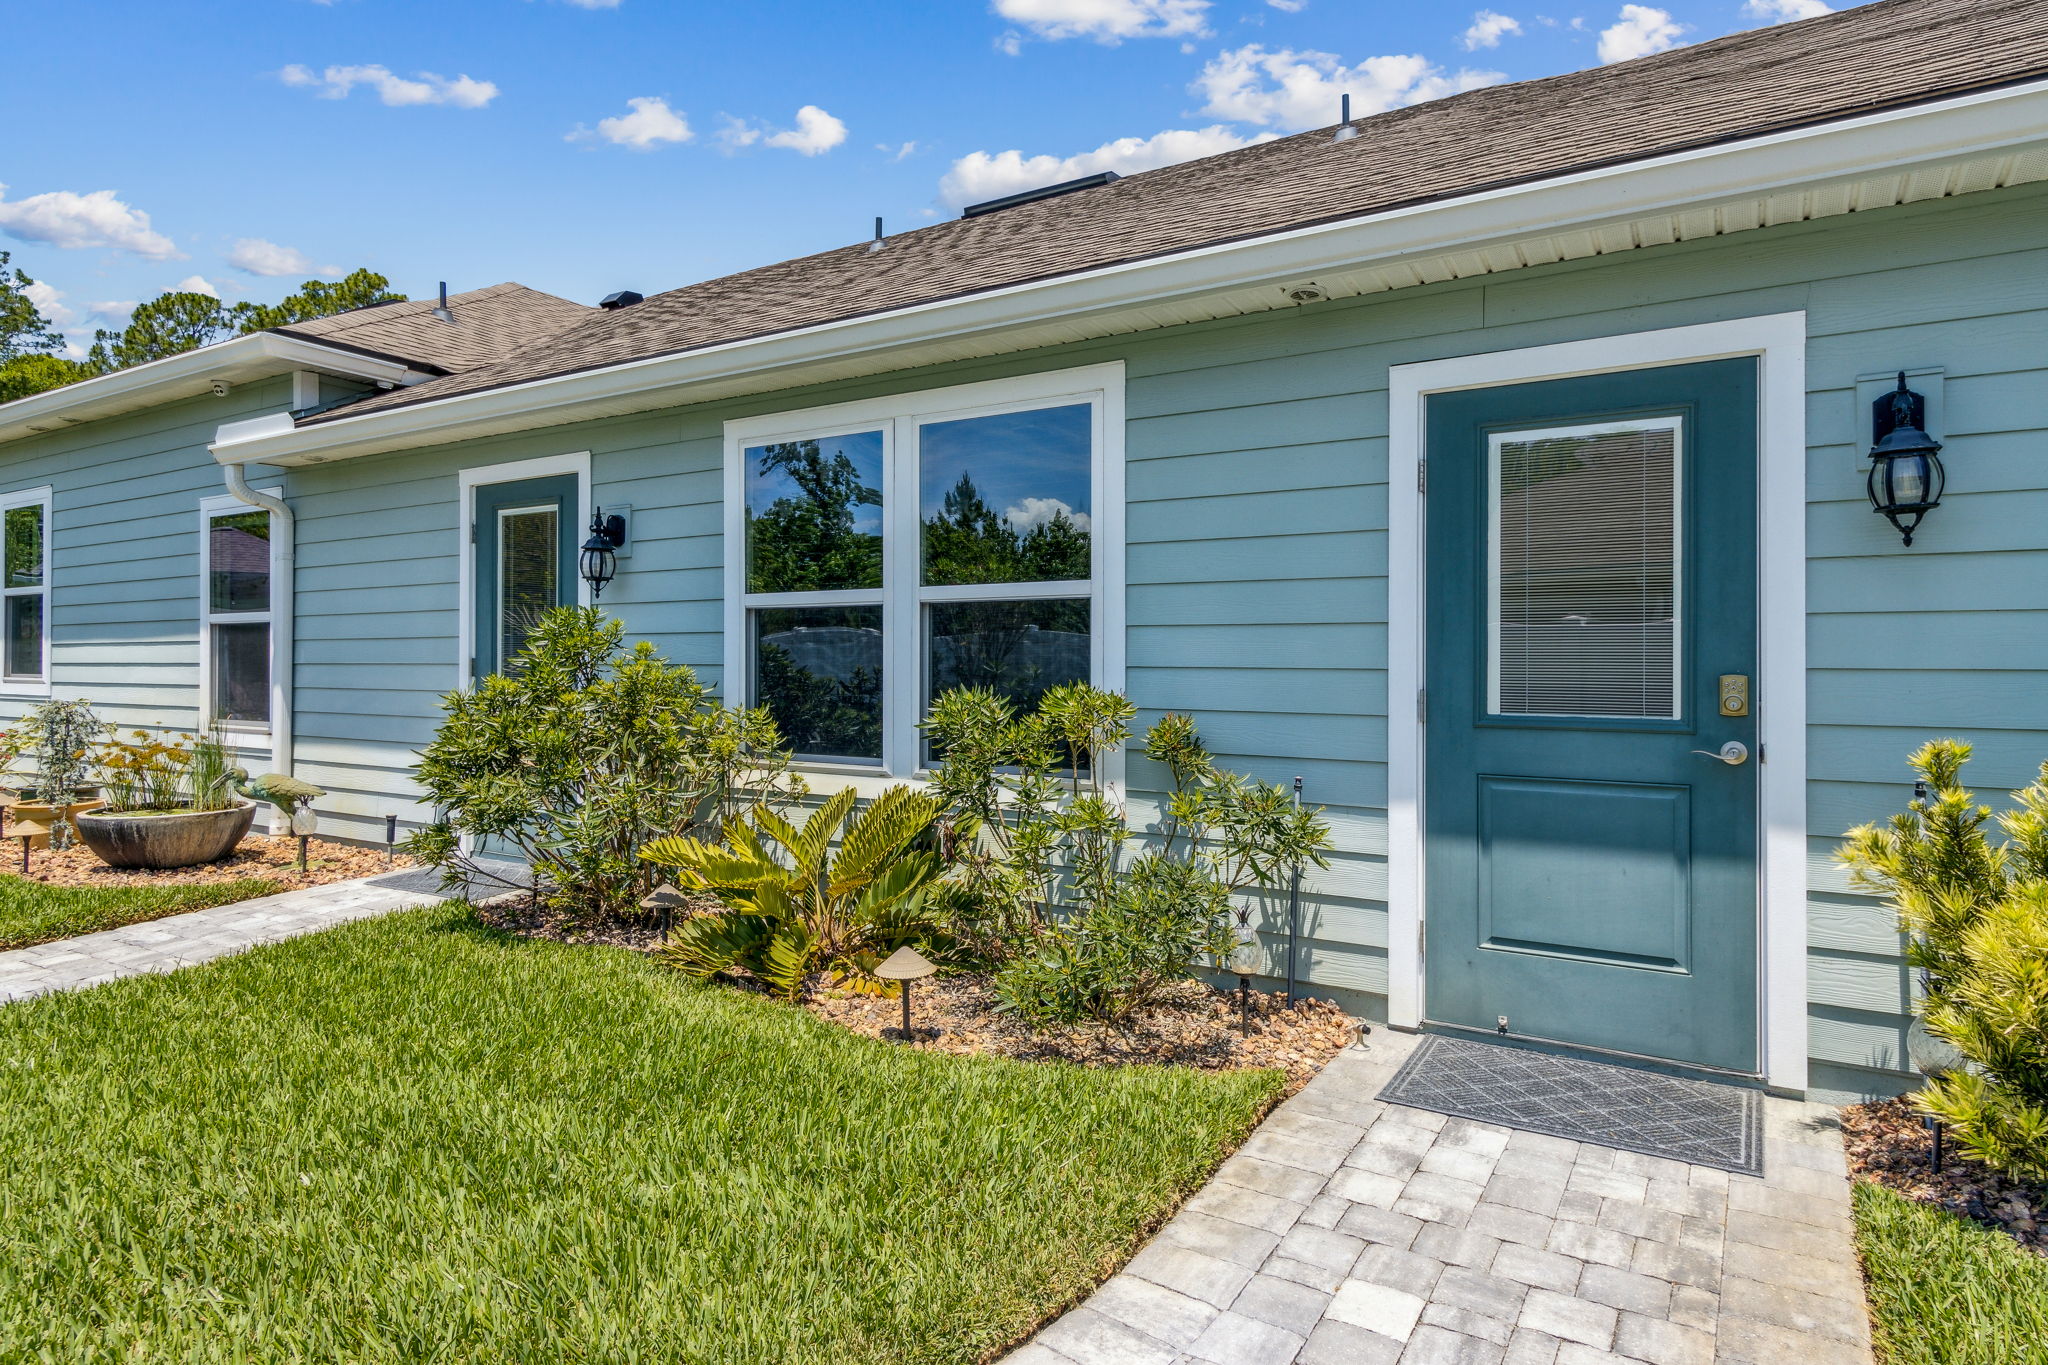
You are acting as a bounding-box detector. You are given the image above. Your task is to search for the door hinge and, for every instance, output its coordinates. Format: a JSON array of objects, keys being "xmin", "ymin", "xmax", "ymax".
[
  {"xmin": 1417, "ymin": 458, "xmax": 1428, "ymax": 494},
  {"xmin": 1417, "ymin": 920, "xmax": 1426, "ymax": 955},
  {"xmin": 1416, "ymin": 687, "xmax": 1427, "ymax": 724}
]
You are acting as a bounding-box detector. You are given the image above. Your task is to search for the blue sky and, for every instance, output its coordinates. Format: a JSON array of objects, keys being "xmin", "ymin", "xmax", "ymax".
[{"xmin": 5, "ymin": 0, "xmax": 1841, "ymax": 357}]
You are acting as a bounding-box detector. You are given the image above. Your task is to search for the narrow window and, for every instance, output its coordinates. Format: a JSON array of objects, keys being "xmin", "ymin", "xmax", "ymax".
[
  {"xmin": 0, "ymin": 491, "xmax": 50, "ymax": 687},
  {"xmin": 205, "ymin": 505, "xmax": 273, "ymax": 727}
]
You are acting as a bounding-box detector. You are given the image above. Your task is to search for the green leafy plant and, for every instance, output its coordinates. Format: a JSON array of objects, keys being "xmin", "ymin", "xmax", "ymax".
[
  {"xmin": 8, "ymin": 699, "xmax": 109, "ymax": 847},
  {"xmin": 403, "ymin": 607, "xmax": 804, "ymax": 920},
  {"xmin": 644, "ymin": 784, "xmax": 948, "ymax": 998},
  {"xmin": 1841, "ymin": 740, "xmax": 2048, "ymax": 1182}
]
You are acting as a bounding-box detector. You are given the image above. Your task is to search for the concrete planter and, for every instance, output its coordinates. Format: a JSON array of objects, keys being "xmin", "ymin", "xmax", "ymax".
[
  {"xmin": 75, "ymin": 799, "xmax": 258, "ymax": 870},
  {"xmin": 8, "ymin": 790, "xmax": 106, "ymax": 849}
]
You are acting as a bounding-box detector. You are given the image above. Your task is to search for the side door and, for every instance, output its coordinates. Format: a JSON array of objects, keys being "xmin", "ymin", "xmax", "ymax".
[{"xmin": 472, "ymin": 474, "xmax": 580, "ymax": 682}]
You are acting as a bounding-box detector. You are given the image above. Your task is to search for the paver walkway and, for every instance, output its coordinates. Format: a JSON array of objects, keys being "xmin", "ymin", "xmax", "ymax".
[
  {"xmin": 1012, "ymin": 1029, "xmax": 1871, "ymax": 1365},
  {"xmin": 0, "ymin": 875, "xmax": 438, "ymax": 1004}
]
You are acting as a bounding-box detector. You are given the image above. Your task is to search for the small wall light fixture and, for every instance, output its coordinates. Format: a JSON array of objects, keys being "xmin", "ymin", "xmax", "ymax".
[
  {"xmin": 1867, "ymin": 372, "xmax": 1945, "ymax": 546},
  {"xmin": 580, "ymin": 508, "xmax": 628, "ymax": 598}
]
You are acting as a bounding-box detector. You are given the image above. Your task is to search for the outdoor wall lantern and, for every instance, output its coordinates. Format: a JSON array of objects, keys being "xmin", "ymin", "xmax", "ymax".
[
  {"xmin": 1867, "ymin": 372, "xmax": 1946, "ymax": 547},
  {"xmin": 580, "ymin": 508, "xmax": 628, "ymax": 598}
]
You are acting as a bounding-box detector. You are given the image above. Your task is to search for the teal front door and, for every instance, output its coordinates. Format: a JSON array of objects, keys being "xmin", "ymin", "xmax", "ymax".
[
  {"xmin": 1423, "ymin": 360, "xmax": 1760, "ymax": 1075},
  {"xmin": 472, "ymin": 475, "xmax": 580, "ymax": 682}
]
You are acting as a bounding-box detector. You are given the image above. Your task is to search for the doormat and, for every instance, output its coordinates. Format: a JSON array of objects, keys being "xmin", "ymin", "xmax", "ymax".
[{"xmin": 1377, "ymin": 1035, "xmax": 1764, "ymax": 1175}]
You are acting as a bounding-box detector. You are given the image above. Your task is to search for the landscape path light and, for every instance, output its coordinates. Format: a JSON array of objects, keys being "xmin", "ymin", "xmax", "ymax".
[
  {"xmin": 875, "ymin": 945, "xmax": 938, "ymax": 1042},
  {"xmin": 640, "ymin": 882, "xmax": 689, "ymax": 939}
]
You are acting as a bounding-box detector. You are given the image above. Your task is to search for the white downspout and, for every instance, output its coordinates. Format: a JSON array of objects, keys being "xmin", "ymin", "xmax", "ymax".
[{"xmin": 222, "ymin": 462, "xmax": 294, "ymax": 831}]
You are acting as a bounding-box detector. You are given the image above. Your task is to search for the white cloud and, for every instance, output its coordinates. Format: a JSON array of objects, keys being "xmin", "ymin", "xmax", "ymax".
[
  {"xmin": 993, "ymin": 0, "xmax": 1210, "ymax": 44},
  {"xmin": 1195, "ymin": 44, "xmax": 1502, "ymax": 131},
  {"xmin": 1743, "ymin": 0, "xmax": 1830, "ymax": 21},
  {"xmin": 1462, "ymin": 10, "xmax": 1523, "ymax": 48},
  {"xmin": 279, "ymin": 63, "xmax": 498, "ymax": 108},
  {"xmin": 720, "ymin": 105, "xmax": 849, "ymax": 156},
  {"xmin": 940, "ymin": 125, "xmax": 1271, "ymax": 207},
  {"xmin": 575, "ymin": 96, "xmax": 693, "ymax": 149},
  {"xmin": 1005, "ymin": 497, "xmax": 1092, "ymax": 535},
  {"xmin": 0, "ymin": 183, "xmax": 183, "ymax": 260},
  {"xmin": 878, "ymin": 140, "xmax": 920, "ymax": 161},
  {"xmin": 87, "ymin": 300, "xmax": 136, "ymax": 326},
  {"xmin": 173, "ymin": 275, "xmax": 220, "ymax": 298},
  {"xmin": 1596, "ymin": 5, "xmax": 1689, "ymax": 63},
  {"xmin": 1267, "ymin": 0, "xmax": 1307, "ymax": 10},
  {"xmin": 227, "ymin": 237, "xmax": 320, "ymax": 277},
  {"xmin": 766, "ymin": 105, "xmax": 848, "ymax": 156},
  {"xmin": 21, "ymin": 280, "xmax": 75, "ymax": 328}
]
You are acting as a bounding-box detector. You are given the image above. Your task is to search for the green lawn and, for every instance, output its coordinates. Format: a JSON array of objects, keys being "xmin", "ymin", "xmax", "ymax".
[
  {"xmin": 0, "ymin": 874, "xmax": 280, "ymax": 951},
  {"xmin": 0, "ymin": 904, "xmax": 1281, "ymax": 1363},
  {"xmin": 1855, "ymin": 1180, "xmax": 2048, "ymax": 1365}
]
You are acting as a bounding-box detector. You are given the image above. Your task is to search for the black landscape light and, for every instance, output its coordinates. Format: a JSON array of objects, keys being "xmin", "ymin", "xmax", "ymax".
[
  {"xmin": 1867, "ymin": 373, "xmax": 1945, "ymax": 547},
  {"xmin": 580, "ymin": 509, "xmax": 628, "ymax": 598}
]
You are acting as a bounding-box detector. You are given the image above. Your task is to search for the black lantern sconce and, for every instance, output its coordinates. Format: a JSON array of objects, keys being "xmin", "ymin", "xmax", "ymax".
[
  {"xmin": 579, "ymin": 508, "xmax": 628, "ymax": 598},
  {"xmin": 1867, "ymin": 373, "xmax": 1945, "ymax": 547}
]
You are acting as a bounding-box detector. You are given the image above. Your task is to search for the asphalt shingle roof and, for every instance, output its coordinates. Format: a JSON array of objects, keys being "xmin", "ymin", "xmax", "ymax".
[
  {"xmin": 303, "ymin": 0, "xmax": 2048, "ymax": 427},
  {"xmin": 277, "ymin": 282, "xmax": 594, "ymax": 375}
]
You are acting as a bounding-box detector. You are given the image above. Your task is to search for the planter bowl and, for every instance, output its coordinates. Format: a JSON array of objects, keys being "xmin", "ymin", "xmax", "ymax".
[
  {"xmin": 75, "ymin": 800, "xmax": 258, "ymax": 870},
  {"xmin": 7, "ymin": 793, "xmax": 106, "ymax": 850}
]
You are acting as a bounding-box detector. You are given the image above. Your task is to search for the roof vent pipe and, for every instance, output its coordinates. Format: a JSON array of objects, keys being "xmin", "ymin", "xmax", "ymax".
[
  {"xmin": 431, "ymin": 282, "xmax": 455, "ymax": 324},
  {"xmin": 1333, "ymin": 94, "xmax": 1358, "ymax": 142},
  {"xmin": 868, "ymin": 216, "xmax": 885, "ymax": 254}
]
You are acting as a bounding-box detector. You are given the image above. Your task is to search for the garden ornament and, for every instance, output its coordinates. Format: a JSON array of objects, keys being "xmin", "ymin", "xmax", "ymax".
[{"xmin": 228, "ymin": 769, "xmax": 325, "ymax": 871}]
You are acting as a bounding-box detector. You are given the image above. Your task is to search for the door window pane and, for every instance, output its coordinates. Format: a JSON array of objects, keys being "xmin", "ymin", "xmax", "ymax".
[
  {"xmin": 921, "ymin": 404, "xmax": 1091, "ymax": 586},
  {"xmin": 1491, "ymin": 421, "xmax": 1680, "ymax": 719},
  {"xmin": 745, "ymin": 432, "xmax": 884, "ymax": 593},
  {"xmin": 753, "ymin": 605, "xmax": 884, "ymax": 762},
  {"xmin": 927, "ymin": 598, "xmax": 1090, "ymax": 719},
  {"xmin": 498, "ymin": 506, "xmax": 558, "ymax": 671},
  {"xmin": 5, "ymin": 595, "xmax": 41, "ymax": 679},
  {"xmin": 4, "ymin": 505, "xmax": 42, "ymax": 589},
  {"xmin": 212, "ymin": 621, "xmax": 270, "ymax": 724},
  {"xmin": 208, "ymin": 510, "xmax": 270, "ymax": 612}
]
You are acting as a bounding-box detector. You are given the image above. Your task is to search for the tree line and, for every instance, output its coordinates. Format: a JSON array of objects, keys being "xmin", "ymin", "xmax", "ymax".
[{"xmin": 0, "ymin": 253, "xmax": 403, "ymax": 404}]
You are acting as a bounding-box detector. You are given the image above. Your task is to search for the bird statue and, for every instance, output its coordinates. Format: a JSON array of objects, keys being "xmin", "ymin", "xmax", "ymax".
[{"xmin": 227, "ymin": 768, "xmax": 326, "ymax": 871}]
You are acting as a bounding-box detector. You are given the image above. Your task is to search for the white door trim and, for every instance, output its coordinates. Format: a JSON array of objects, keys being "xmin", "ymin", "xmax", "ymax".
[
  {"xmin": 1387, "ymin": 312, "xmax": 1809, "ymax": 1092},
  {"xmin": 455, "ymin": 452, "xmax": 592, "ymax": 691}
]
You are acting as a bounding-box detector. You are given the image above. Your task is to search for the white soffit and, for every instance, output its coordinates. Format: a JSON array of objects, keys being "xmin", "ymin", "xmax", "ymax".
[{"xmin": 214, "ymin": 81, "xmax": 2048, "ymax": 468}]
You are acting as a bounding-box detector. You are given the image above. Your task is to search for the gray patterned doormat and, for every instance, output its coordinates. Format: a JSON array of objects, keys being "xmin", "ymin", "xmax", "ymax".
[{"xmin": 1377, "ymin": 1035, "xmax": 1764, "ymax": 1175}]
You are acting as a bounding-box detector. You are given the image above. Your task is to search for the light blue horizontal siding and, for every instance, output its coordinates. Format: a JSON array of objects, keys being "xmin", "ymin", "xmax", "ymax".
[{"xmin": 0, "ymin": 378, "xmax": 293, "ymax": 749}]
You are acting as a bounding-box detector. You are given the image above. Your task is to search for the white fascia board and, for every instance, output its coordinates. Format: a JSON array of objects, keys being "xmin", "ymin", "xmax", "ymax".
[
  {"xmin": 0, "ymin": 332, "xmax": 427, "ymax": 446},
  {"xmin": 212, "ymin": 77, "xmax": 2048, "ymax": 470}
]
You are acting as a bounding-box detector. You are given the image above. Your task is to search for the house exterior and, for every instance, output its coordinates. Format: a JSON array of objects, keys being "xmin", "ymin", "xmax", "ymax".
[{"xmin": 3, "ymin": 0, "xmax": 2045, "ymax": 1101}]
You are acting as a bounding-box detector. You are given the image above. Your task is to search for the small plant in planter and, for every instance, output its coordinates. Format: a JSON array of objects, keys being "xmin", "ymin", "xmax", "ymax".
[
  {"xmin": 6, "ymin": 698, "xmax": 111, "ymax": 849},
  {"xmin": 73, "ymin": 726, "xmax": 258, "ymax": 869}
]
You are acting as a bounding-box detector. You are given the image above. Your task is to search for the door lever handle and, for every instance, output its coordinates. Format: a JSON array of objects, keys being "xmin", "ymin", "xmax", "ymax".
[{"xmin": 1691, "ymin": 741, "xmax": 1749, "ymax": 766}]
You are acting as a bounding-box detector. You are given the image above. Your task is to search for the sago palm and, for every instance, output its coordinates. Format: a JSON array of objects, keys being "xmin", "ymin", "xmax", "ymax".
[{"xmin": 642, "ymin": 784, "xmax": 948, "ymax": 997}]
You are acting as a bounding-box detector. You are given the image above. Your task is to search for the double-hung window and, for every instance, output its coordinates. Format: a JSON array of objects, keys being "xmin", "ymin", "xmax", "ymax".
[
  {"xmin": 0, "ymin": 487, "xmax": 51, "ymax": 690},
  {"xmin": 724, "ymin": 364, "xmax": 1124, "ymax": 776},
  {"xmin": 200, "ymin": 494, "xmax": 276, "ymax": 729}
]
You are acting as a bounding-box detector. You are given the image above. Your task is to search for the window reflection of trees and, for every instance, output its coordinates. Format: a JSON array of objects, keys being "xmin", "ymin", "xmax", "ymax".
[{"xmin": 745, "ymin": 439, "xmax": 884, "ymax": 594}]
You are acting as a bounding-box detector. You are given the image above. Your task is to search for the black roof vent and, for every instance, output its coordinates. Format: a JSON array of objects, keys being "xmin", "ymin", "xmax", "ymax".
[
  {"xmin": 961, "ymin": 171, "xmax": 1121, "ymax": 219},
  {"xmin": 599, "ymin": 290, "xmax": 644, "ymax": 310}
]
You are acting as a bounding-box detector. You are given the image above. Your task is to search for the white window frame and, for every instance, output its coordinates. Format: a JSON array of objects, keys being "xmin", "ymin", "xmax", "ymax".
[
  {"xmin": 723, "ymin": 362, "xmax": 1126, "ymax": 784},
  {"xmin": 199, "ymin": 489, "xmax": 284, "ymax": 736},
  {"xmin": 0, "ymin": 486, "xmax": 54, "ymax": 696}
]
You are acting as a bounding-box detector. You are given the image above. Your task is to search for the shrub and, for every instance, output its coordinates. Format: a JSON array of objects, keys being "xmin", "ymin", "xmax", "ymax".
[
  {"xmin": 5, "ymin": 699, "xmax": 108, "ymax": 847},
  {"xmin": 1841, "ymin": 740, "xmax": 2048, "ymax": 1182},
  {"xmin": 925, "ymin": 688, "xmax": 1333, "ymax": 1026},
  {"xmin": 404, "ymin": 608, "xmax": 804, "ymax": 921},
  {"xmin": 644, "ymin": 784, "xmax": 948, "ymax": 997}
]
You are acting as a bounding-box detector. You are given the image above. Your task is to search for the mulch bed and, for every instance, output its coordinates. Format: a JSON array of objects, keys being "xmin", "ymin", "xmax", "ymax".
[
  {"xmin": 1843, "ymin": 1095, "xmax": 2047, "ymax": 1256},
  {"xmin": 477, "ymin": 895, "xmax": 1361, "ymax": 1093},
  {"xmin": 10, "ymin": 834, "xmax": 410, "ymax": 891}
]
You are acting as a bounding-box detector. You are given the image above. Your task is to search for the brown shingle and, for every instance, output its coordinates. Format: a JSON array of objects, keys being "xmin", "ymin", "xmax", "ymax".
[
  {"xmin": 305, "ymin": 0, "xmax": 2048, "ymax": 427},
  {"xmin": 278, "ymin": 282, "xmax": 595, "ymax": 374}
]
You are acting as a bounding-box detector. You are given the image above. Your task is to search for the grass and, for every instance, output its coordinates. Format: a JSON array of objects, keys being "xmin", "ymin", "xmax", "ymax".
[
  {"xmin": 0, "ymin": 873, "xmax": 280, "ymax": 950},
  {"xmin": 0, "ymin": 903, "xmax": 1282, "ymax": 1363},
  {"xmin": 1854, "ymin": 1180, "xmax": 2048, "ymax": 1365}
]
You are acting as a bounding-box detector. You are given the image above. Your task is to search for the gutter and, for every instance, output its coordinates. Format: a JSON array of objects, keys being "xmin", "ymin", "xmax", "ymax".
[
  {"xmin": 221, "ymin": 465, "xmax": 295, "ymax": 831},
  {"xmin": 212, "ymin": 76, "xmax": 2048, "ymax": 469}
]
